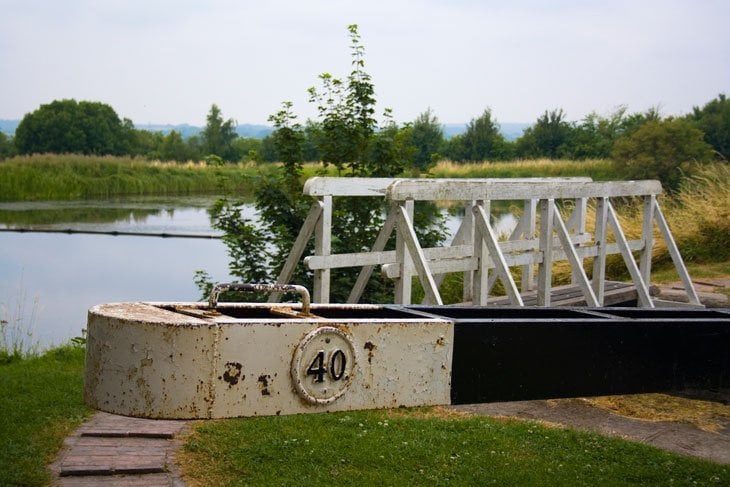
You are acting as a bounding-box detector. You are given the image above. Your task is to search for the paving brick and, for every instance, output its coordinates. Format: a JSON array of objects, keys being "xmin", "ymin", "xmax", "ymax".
[
  {"xmin": 57, "ymin": 472, "xmax": 173, "ymax": 486},
  {"xmin": 77, "ymin": 411, "xmax": 187, "ymax": 439},
  {"xmin": 58, "ymin": 437, "xmax": 170, "ymax": 476}
]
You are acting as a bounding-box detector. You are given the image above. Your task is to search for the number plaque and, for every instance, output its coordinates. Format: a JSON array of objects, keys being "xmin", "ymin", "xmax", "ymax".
[{"xmin": 291, "ymin": 326, "xmax": 356, "ymax": 404}]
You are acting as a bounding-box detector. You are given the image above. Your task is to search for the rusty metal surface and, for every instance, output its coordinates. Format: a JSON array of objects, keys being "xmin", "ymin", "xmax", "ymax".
[{"xmin": 85, "ymin": 302, "xmax": 452, "ymax": 419}]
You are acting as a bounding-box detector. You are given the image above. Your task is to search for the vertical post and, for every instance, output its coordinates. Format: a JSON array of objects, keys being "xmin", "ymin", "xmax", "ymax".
[
  {"xmin": 313, "ymin": 195, "xmax": 332, "ymax": 303},
  {"xmin": 592, "ymin": 197, "xmax": 608, "ymax": 305},
  {"xmin": 462, "ymin": 200, "xmax": 475, "ymax": 303},
  {"xmin": 568, "ymin": 197, "xmax": 588, "ymax": 285},
  {"xmin": 640, "ymin": 195, "xmax": 656, "ymax": 286},
  {"xmin": 521, "ymin": 199, "xmax": 537, "ymax": 292},
  {"xmin": 472, "ymin": 200, "xmax": 490, "ymax": 306},
  {"xmin": 537, "ymin": 199, "xmax": 554, "ymax": 306},
  {"xmin": 394, "ymin": 199, "xmax": 414, "ymax": 304}
]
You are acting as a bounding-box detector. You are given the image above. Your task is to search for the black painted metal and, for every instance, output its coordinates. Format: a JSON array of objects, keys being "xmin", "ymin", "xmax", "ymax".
[{"xmin": 403, "ymin": 306, "xmax": 730, "ymax": 404}]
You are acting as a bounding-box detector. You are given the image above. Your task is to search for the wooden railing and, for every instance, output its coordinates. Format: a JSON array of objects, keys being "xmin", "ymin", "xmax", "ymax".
[{"xmin": 269, "ymin": 177, "xmax": 701, "ymax": 308}]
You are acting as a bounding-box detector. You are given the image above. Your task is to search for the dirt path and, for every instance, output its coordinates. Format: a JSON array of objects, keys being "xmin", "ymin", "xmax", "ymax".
[{"xmin": 452, "ymin": 396, "xmax": 730, "ymax": 465}]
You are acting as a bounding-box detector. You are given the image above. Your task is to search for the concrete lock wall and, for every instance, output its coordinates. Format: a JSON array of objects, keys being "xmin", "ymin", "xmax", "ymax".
[{"xmin": 85, "ymin": 302, "xmax": 453, "ymax": 419}]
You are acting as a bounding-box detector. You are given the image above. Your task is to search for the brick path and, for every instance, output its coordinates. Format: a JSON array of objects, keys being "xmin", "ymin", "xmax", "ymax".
[{"xmin": 51, "ymin": 412, "xmax": 189, "ymax": 486}]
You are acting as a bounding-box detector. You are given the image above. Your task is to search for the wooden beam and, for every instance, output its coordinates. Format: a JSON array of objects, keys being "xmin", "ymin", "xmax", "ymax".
[
  {"xmin": 396, "ymin": 204, "xmax": 443, "ymax": 305},
  {"xmin": 473, "ymin": 204, "xmax": 524, "ymax": 306},
  {"xmin": 269, "ymin": 201, "xmax": 323, "ymax": 302}
]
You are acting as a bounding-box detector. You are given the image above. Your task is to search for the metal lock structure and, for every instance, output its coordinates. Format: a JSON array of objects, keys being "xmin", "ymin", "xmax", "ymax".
[{"xmin": 85, "ymin": 284, "xmax": 453, "ymax": 419}]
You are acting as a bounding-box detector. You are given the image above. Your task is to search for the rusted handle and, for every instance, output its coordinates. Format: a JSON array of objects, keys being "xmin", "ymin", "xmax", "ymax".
[{"xmin": 208, "ymin": 283, "xmax": 311, "ymax": 314}]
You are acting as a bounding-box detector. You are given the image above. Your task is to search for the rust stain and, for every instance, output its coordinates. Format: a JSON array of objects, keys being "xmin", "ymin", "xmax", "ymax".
[
  {"xmin": 364, "ymin": 341, "xmax": 376, "ymax": 364},
  {"xmin": 222, "ymin": 362, "xmax": 243, "ymax": 387},
  {"xmin": 258, "ymin": 374, "xmax": 271, "ymax": 396}
]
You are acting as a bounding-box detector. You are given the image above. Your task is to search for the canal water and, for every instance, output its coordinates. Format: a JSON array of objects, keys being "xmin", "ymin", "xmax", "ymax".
[
  {"xmin": 0, "ymin": 196, "xmax": 515, "ymax": 349},
  {"xmin": 0, "ymin": 196, "xmax": 236, "ymax": 349}
]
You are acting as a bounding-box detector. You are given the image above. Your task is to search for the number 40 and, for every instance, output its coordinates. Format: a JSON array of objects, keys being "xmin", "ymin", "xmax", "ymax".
[{"xmin": 306, "ymin": 349, "xmax": 347, "ymax": 383}]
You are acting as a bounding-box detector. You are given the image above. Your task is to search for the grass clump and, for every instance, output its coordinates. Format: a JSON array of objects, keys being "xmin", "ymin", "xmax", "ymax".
[
  {"xmin": 0, "ymin": 343, "xmax": 90, "ymax": 486},
  {"xmin": 180, "ymin": 408, "xmax": 728, "ymax": 486}
]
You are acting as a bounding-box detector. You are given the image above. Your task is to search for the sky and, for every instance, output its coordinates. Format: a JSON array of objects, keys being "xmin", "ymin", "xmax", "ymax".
[{"xmin": 1, "ymin": 0, "xmax": 728, "ymax": 127}]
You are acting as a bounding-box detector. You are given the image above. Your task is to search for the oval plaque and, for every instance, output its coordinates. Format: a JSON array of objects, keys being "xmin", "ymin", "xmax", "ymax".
[{"xmin": 291, "ymin": 326, "xmax": 356, "ymax": 404}]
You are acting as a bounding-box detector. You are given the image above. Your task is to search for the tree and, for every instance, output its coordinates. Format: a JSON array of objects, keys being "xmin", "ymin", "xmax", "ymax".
[
  {"xmin": 459, "ymin": 108, "xmax": 509, "ymax": 161},
  {"xmin": 689, "ymin": 93, "xmax": 730, "ymax": 160},
  {"xmin": 159, "ymin": 130, "xmax": 199, "ymax": 162},
  {"xmin": 516, "ymin": 109, "xmax": 573, "ymax": 159},
  {"xmin": 14, "ymin": 99, "xmax": 129, "ymax": 155},
  {"xmin": 0, "ymin": 131, "xmax": 15, "ymax": 159},
  {"xmin": 201, "ymin": 24, "xmax": 445, "ymax": 304},
  {"xmin": 569, "ymin": 107, "xmax": 630, "ymax": 159},
  {"xmin": 201, "ymin": 104, "xmax": 238, "ymax": 161},
  {"xmin": 612, "ymin": 117, "xmax": 714, "ymax": 191},
  {"xmin": 408, "ymin": 108, "xmax": 444, "ymax": 170}
]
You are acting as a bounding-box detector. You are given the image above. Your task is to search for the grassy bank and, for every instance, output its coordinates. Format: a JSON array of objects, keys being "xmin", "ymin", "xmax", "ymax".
[
  {"xmin": 0, "ymin": 154, "xmax": 277, "ymax": 201},
  {"xmin": 0, "ymin": 344, "xmax": 90, "ymax": 486},
  {"xmin": 180, "ymin": 408, "xmax": 728, "ymax": 485}
]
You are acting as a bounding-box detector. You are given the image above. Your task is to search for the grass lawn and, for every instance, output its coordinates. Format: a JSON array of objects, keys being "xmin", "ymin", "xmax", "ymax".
[
  {"xmin": 0, "ymin": 345, "xmax": 91, "ymax": 486},
  {"xmin": 179, "ymin": 407, "xmax": 728, "ymax": 486}
]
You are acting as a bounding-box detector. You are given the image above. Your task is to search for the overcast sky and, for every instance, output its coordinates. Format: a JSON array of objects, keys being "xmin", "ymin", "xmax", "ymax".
[{"xmin": 1, "ymin": 0, "xmax": 728, "ymax": 127}]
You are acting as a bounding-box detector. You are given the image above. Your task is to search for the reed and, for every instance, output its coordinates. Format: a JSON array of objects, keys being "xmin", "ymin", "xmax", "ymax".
[
  {"xmin": 428, "ymin": 159, "xmax": 619, "ymax": 180},
  {"xmin": 0, "ymin": 154, "xmax": 276, "ymax": 201}
]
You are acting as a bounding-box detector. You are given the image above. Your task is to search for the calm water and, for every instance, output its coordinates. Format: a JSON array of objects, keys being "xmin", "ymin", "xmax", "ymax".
[
  {"xmin": 0, "ymin": 196, "xmax": 514, "ymax": 349},
  {"xmin": 0, "ymin": 196, "xmax": 238, "ymax": 348}
]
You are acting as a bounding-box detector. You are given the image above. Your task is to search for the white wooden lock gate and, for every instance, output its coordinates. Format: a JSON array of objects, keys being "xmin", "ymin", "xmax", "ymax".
[{"xmin": 85, "ymin": 283, "xmax": 730, "ymax": 419}]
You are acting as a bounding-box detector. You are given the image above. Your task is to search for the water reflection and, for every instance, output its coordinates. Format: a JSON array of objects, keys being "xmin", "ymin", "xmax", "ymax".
[{"xmin": 0, "ymin": 196, "xmax": 233, "ymax": 348}]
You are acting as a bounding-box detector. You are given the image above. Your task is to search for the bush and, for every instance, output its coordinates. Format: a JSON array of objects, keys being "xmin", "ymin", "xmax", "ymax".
[{"xmin": 612, "ymin": 118, "xmax": 713, "ymax": 192}]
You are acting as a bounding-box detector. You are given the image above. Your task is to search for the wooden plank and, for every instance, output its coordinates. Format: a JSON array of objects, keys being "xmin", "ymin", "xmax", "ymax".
[
  {"xmin": 653, "ymin": 200, "xmax": 702, "ymax": 306},
  {"xmin": 347, "ymin": 204, "xmax": 398, "ymax": 303},
  {"xmin": 537, "ymin": 199, "xmax": 555, "ymax": 306},
  {"xmin": 472, "ymin": 201, "xmax": 490, "ymax": 305},
  {"xmin": 303, "ymin": 177, "xmax": 395, "ymax": 196},
  {"xmin": 473, "ymin": 204, "xmax": 523, "ymax": 306},
  {"xmin": 387, "ymin": 179, "xmax": 661, "ymax": 202},
  {"xmin": 592, "ymin": 197, "xmax": 609, "ymax": 305},
  {"xmin": 395, "ymin": 200, "xmax": 415, "ymax": 304},
  {"xmin": 380, "ymin": 239, "xmax": 644, "ymax": 279},
  {"xmin": 606, "ymin": 202, "xmax": 654, "ymax": 308},
  {"xmin": 553, "ymin": 209, "xmax": 599, "ymax": 306},
  {"xmin": 640, "ymin": 195, "xmax": 655, "ymax": 285},
  {"xmin": 313, "ymin": 195, "xmax": 332, "ymax": 303},
  {"xmin": 396, "ymin": 204, "xmax": 443, "ymax": 305},
  {"xmin": 269, "ymin": 201, "xmax": 323, "ymax": 302}
]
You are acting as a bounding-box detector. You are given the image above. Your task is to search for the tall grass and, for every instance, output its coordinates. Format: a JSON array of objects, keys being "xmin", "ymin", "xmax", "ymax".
[
  {"xmin": 0, "ymin": 285, "xmax": 40, "ymax": 364},
  {"xmin": 429, "ymin": 158, "xmax": 619, "ymax": 180},
  {"xmin": 0, "ymin": 154, "xmax": 276, "ymax": 201}
]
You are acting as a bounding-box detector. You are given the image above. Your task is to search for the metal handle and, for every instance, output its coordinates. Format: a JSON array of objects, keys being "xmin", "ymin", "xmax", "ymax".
[{"xmin": 208, "ymin": 283, "xmax": 311, "ymax": 314}]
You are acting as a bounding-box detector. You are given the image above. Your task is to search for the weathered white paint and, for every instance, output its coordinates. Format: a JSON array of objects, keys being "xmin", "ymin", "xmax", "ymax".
[
  {"xmin": 273, "ymin": 176, "xmax": 699, "ymax": 308},
  {"xmin": 85, "ymin": 302, "xmax": 453, "ymax": 419}
]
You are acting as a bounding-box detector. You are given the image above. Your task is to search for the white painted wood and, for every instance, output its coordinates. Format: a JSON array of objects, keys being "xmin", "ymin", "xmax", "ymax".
[
  {"xmin": 567, "ymin": 198, "xmax": 588, "ymax": 285},
  {"xmin": 303, "ymin": 177, "xmax": 395, "ymax": 197},
  {"xmin": 537, "ymin": 199, "xmax": 555, "ymax": 306},
  {"xmin": 473, "ymin": 204, "xmax": 524, "ymax": 306},
  {"xmin": 269, "ymin": 201, "xmax": 323, "ymax": 302},
  {"xmin": 381, "ymin": 239, "xmax": 645, "ymax": 279},
  {"xmin": 592, "ymin": 198, "xmax": 609, "ymax": 305},
  {"xmin": 395, "ymin": 200, "xmax": 415, "ymax": 304},
  {"xmin": 640, "ymin": 195, "xmax": 656, "ymax": 286},
  {"xmin": 396, "ymin": 204, "xmax": 443, "ymax": 305},
  {"xmin": 521, "ymin": 199, "xmax": 537, "ymax": 291},
  {"xmin": 347, "ymin": 205, "xmax": 398, "ymax": 303},
  {"xmin": 313, "ymin": 195, "xmax": 332, "ymax": 303},
  {"xmin": 606, "ymin": 203, "xmax": 654, "ymax": 308},
  {"xmin": 472, "ymin": 201, "xmax": 491, "ymax": 305},
  {"xmin": 653, "ymin": 201, "xmax": 702, "ymax": 306},
  {"xmin": 553, "ymin": 210, "xmax": 600, "ymax": 306},
  {"xmin": 387, "ymin": 179, "xmax": 660, "ymax": 201}
]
